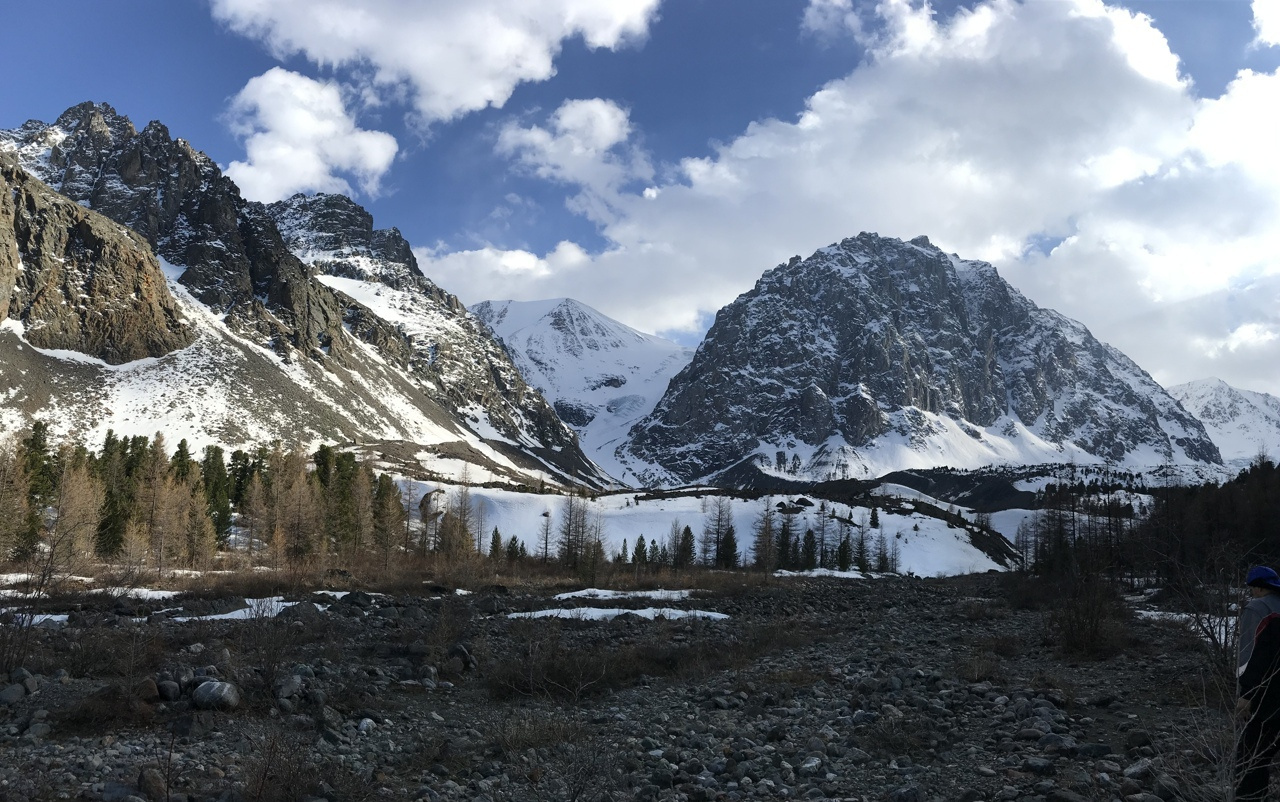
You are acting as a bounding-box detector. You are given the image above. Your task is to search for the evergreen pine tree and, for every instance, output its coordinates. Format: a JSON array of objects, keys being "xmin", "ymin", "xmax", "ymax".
[
  {"xmin": 633, "ymin": 536, "xmax": 648, "ymax": 566},
  {"xmin": 869, "ymin": 506, "xmax": 880, "ymax": 528},
  {"xmin": 720, "ymin": 524, "xmax": 739, "ymax": 569},
  {"xmin": 776, "ymin": 514, "xmax": 793, "ymax": 570},
  {"xmin": 836, "ymin": 533, "xmax": 852, "ymax": 571},
  {"xmin": 488, "ymin": 527, "xmax": 502, "ymax": 561},
  {"xmin": 801, "ymin": 529, "xmax": 817, "ymax": 570},
  {"xmin": 676, "ymin": 525, "xmax": 696, "ymax": 571},
  {"xmin": 505, "ymin": 535, "xmax": 520, "ymax": 562},
  {"xmin": 200, "ymin": 446, "xmax": 233, "ymax": 544}
]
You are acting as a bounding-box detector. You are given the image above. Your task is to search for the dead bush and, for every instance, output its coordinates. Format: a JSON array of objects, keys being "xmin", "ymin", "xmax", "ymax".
[
  {"xmin": 1048, "ymin": 578, "xmax": 1130, "ymax": 659},
  {"xmin": 957, "ymin": 650, "xmax": 1007, "ymax": 684}
]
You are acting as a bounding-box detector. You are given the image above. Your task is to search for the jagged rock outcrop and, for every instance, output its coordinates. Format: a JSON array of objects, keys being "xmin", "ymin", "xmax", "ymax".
[
  {"xmin": 624, "ymin": 233, "xmax": 1221, "ymax": 485},
  {"xmin": 1, "ymin": 101, "xmax": 345, "ymax": 360},
  {"xmin": 0, "ymin": 154, "xmax": 193, "ymax": 363},
  {"xmin": 268, "ymin": 193, "xmax": 421, "ymax": 286}
]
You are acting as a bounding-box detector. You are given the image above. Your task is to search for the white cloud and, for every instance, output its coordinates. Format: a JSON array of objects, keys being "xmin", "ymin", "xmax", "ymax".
[
  {"xmin": 209, "ymin": 0, "xmax": 662, "ymax": 124},
  {"xmin": 424, "ymin": 0, "xmax": 1280, "ymax": 396},
  {"xmin": 497, "ymin": 99, "xmax": 652, "ymax": 225},
  {"xmin": 802, "ymin": 0, "xmax": 864, "ymax": 40},
  {"xmin": 224, "ymin": 68, "xmax": 398, "ymax": 202},
  {"xmin": 1254, "ymin": 0, "xmax": 1280, "ymax": 46}
]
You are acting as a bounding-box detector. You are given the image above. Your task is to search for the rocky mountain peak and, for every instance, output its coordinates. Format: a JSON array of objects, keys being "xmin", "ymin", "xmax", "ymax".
[
  {"xmin": 1169, "ymin": 378, "xmax": 1280, "ymax": 464},
  {"xmin": 622, "ymin": 232, "xmax": 1220, "ymax": 485},
  {"xmin": 267, "ymin": 193, "xmax": 422, "ymax": 286}
]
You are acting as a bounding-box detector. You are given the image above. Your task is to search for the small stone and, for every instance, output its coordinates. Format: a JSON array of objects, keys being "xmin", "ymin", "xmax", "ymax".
[{"xmin": 0, "ymin": 683, "xmax": 25, "ymax": 705}]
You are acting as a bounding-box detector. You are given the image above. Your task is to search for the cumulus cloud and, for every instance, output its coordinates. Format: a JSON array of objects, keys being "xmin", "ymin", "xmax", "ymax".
[
  {"xmin": 426, "ymin": 0, "xmax": 1280, "ymax": 396},
  {"xmin": 1255, "ymin": 0, "xmax": 1280, "ymax": 46},
  {"xmin": 209, "ymin": 0, "xmax": 662, "ymax": 124},
  {"xmin": 497, "ymin": 98, "xmax": 653, "ymax": 225},
  {"xmin": 801, "ymin": 0, "xmax": 865, "ymax": 41},
  {"xmin": 224, "ymin": 68, "xmax": 398, "ymax": 202}
]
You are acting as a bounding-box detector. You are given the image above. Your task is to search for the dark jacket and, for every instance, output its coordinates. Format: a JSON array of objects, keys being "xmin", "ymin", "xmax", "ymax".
[{"xmin": 1239, "ymin": 593, "xmax": 1280, "ymax": 709}]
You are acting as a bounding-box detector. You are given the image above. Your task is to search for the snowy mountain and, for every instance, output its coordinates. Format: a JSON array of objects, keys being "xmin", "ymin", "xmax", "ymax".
[
  {"xmin": 0, "ymin": 102, "xmax": 607, "ymax": 488},
  {"xmin": 1169, "ymin": 378, "xmax": 1280, "ymax": 465},
  {"xmin": 622, "ymin": 233, "xmax": 1222, "ymax": 486},
  {"xmin": 469, "ymin": 298, "xmax": 694, "ymax": 483}
]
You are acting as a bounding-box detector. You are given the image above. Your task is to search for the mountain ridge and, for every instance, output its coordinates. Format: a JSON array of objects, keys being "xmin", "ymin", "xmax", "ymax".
[
  {"xmin": 0, "ymin": 102, "xmax": 606, "ymax": 488},
  {"xmin": 621, "ymin": 232, "xmax": 1221, "ymax": 485}
]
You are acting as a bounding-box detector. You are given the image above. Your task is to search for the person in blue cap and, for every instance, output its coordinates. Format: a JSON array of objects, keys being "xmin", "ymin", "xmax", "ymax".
[{"xmin": 1237, "ymin": 565, "xmax": 1280, "ymax": 800}]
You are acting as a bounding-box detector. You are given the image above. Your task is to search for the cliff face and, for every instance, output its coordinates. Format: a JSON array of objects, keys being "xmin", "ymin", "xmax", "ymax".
[
  {"xmin": 623, "ymin": 233, "xmax": 1220, "ymax": 485},
  {"xmin": 0, "ymin": 154, "xmax": 193, "ymax": 363}
]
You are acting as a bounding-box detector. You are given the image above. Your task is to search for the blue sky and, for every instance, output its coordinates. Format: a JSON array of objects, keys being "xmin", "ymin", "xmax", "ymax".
[{"xmin": 3, "ymin": 0, "xmax": 1280, "ymax": 395}]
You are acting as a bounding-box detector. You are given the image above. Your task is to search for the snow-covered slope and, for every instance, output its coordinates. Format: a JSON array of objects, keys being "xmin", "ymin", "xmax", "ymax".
[
  {"xmin": 397, "ymin": 481, "xmax": 1010, "ymax": 576},
  {"xmin": 470, "ymin": 298, "xmax": 694, "ymax": 483},
  {"xmin": 1169, "ymin": 378, "xmax": 1280, "ymax": 465},
  {"xmin": 623, "ymin": 233, "xmax": 1222, "ymax": 486},
  {"xmin": 0, "ymin": 103, "xmax": 606, "ymax": 488}
]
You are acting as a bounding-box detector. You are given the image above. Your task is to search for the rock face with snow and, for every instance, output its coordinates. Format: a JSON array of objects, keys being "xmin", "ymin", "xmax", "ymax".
[
  {"xmin": 470, "ymin": 298, "xmax": 694, "ymax": 482},
  {"xmin": 0, "ymin": 103, "xmax": 603, "ymax": 488},
  {"xmin": 0, "ymin": 154, "xmax": 193, "ymax": 363},
  {"xmin": 1169, "ymin": 378, "xmax": 1280, "ymax": 465},
  {"xmin": 623, "ymin": 233, "xmax": 1221, "ymax": 485}
]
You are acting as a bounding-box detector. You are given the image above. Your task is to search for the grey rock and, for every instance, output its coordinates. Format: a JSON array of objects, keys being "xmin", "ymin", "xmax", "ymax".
[
  {"xmin": 0, "ymin": 683, "xmax": 24, "ymax": 705},
  {"xmin": 192, "ymin": 681, "xmax": 240, "ymax": 711}
]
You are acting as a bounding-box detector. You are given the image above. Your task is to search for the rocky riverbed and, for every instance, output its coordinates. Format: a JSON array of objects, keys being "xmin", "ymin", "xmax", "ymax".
[{"xmin": 0, "ymin": 573, "xmax": 1233, "ymax": 801}]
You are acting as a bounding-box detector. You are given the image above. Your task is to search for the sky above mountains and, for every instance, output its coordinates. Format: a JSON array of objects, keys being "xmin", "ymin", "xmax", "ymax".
[{"xmin": 3, "ymin": 0, "xmax": 1280, "ymax": 394}]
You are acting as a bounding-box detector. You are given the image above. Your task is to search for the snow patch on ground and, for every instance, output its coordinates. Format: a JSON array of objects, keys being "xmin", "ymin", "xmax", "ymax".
[{"xmin": 508, "ymin": 607, "xmax": 729, "ymax": 622}]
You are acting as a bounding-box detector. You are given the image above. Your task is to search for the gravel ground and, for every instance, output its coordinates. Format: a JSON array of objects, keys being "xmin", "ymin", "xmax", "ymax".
[{"xmin": 0, "ymin": 573, "xmax": 1234, "ymax": 802}]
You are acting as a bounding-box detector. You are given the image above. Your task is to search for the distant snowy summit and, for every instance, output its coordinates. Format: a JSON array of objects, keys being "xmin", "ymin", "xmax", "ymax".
[
  {"xmin": 621, "ymin": 233, "xmax": 1221, "ymax": 486},
  {"xmin": 470, "ymin": 298, "xmax": 693, "ymax": 483},
  {"xmin": 1169, "ymin": 378, "xmax": 1280, "ymax": 465}
]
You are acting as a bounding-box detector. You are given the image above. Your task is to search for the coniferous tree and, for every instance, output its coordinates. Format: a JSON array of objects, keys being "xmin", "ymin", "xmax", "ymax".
[
  {"xmin": 0, "ymin": 446, "xmax": 30, "ymax": 561},
  {"xmin": 200, "ymin": 445, "xmax": 233, "ymax": 544},
  {"xmin": 276, "ymin": 450, "xmax": 321, "ymax": 567},
  {"xmin": 720, "ymin": 524, "xmax": 739, "ymax": 569},
  {"xmin": 801, "ymin": 529, "xmax": 818, "ymax": 570},
  {"xmin": 676, "ymin": 525, "xmax": 696, "ymax": 571},
  {"xmin": 505, "ymin": 535, "xmax": 521, "ymax": 562},
  {"xmin": 488, "ymin": 527, "xmax": 503, "ymax": 561},
  {"xmin": 179, "ymin": 480, "xmax": 216, "ymax": 570},
  {"xmin": 752, "ymin": 499, "xmax": 777, "ymax": 572},
  {"xmin": 372, "ymin": 473, "xmax": 405, "ymax": 569},
  {"xmin": 776, "ymin": 514, "xmax": 794, "ymax": 570},
  {"xmin": 836, "ymin": 532, "xmax": 853, "ymax": 572},
  {"xmin": 702, "ymin": 495, "xmax": 734, "ymax": 567},
  {"xmin": 869, "ymin": 506, "xmax": 880, "ymax": 529},
  {"xmin": 633, "ymin": 536, "xmax": 648, "ymax": 567},
  {"xmin": 170, "ymin": 439, "xmax": 197, "ymax": 483},
  {"xmin": 557, "ymin": 494, "xmax": 590, "ymax": 568}
]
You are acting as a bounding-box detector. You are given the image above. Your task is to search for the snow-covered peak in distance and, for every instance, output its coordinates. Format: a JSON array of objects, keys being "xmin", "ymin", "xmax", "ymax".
[
  {"xmin": 1169, "ymin": 378, "xmax": 1280, "ymax": 465},
  {"xmin": 470, "ymin": 298, "xmax": 694, "ymax": 484}
]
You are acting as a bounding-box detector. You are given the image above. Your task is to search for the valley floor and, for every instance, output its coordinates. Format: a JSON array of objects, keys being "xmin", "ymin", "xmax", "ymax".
[{"xmin": 0, "ymin": 572, "xmax": 1233, "ymax": 802}]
